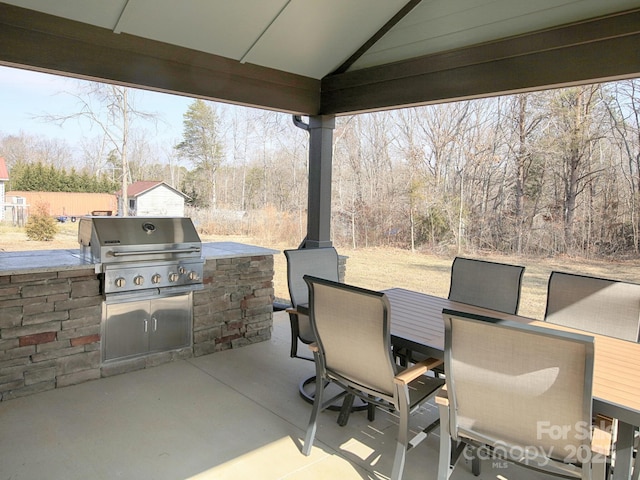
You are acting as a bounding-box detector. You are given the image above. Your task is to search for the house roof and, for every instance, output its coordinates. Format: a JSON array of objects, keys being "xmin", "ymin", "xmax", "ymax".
[
  {"xmin": 1, "ymin": 1, "xmax": 639, "ymax": 115},
  {"xmin": 0, "ymin": 157, "xmax": 9, "ymax": 181},
  {"xmin": 120, "ymin": 181, "xmax": 188, "ymax": 199}
]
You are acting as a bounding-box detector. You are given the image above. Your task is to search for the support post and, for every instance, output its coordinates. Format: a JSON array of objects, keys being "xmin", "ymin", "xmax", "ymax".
[{"xmin": 305, "ymin": 115, "xmax": 335, "ymax": 248}]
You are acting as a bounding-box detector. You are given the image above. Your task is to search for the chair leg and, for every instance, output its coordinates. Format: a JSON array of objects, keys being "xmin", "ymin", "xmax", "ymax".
[
  {"xmin": 591, "ymin": 457, "xmax": 607, "ymax": 480},
  {"xmin": 337, "ymin": 393, "xmax": 355, "ymax": 427},
  {"xmin": 437, "ymin": 402, "xmax": 454, "ymax": 480},
  {"xmin": 391, "ymin": 405, "xmax": 409, "ymax": 480},
  {"xmin": 302, "ymin": 383, "xmax": 322, "ymax": 455},
  {"xmin": 367, "ymin": 395, "xmax": 376, "ymax": 422},
  {"xmin": 302, "ymin": 360, "xmax": 325, "ymax": 455},
  {"xmin": 633, "ymin": 427, "xmax": 640, "ymax": 480},
  {"xmin": 367, "ymin": 400, "xmax": 376, "ymax": 421},
  {"xmin": 471, "ymin": 453, "xmax": 480, "ymax": 476}
]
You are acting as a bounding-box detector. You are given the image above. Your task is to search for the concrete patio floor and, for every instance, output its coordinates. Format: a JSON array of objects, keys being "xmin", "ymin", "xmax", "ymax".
[{"xmin": 0, "ymin": 312, "xmax": 560, "ymax": 480}]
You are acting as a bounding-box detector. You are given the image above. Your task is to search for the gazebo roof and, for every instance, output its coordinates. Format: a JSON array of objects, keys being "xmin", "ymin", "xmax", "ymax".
[{"xmin": 1, "ymin": 1, "xmax": 639, "ymax": 115}]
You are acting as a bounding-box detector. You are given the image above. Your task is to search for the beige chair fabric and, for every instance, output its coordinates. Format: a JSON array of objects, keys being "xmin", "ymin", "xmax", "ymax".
[
  {"xmin": 284, "ymin": 247, "xmax": 340, "ymax": 355},
  {"xmin": 284, "ymin": 247, "xmax": 359, "ymax": 417},
  {"xmin": 448, "ymin": 257, "xmax": 525, "ymax": 314},
  {"xmin": 545, "ymin": 271, "xmax": 640, "ymax": 342},
  {"xmin": 301, "ymin": 275, "xmax": 444, "ymax": 480},
  {"xmin": 438, "ymin": 309, "xmax": 609, "ymax": 480}
]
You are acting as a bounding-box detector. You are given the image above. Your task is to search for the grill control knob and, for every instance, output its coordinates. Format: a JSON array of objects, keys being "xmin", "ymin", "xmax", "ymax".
[
  {"xmin": 188, "ymin": 271, "xmax": 199, "ymax": 281},
  {"xmin": 133, "ymin": 275, "xmax": 144, "ymax": 286},
  {"xmin": 169, "ymin": 273, "xmax": 180, "ymax": 282},
  {"xmin": 115, "ymin": 277, "xmax": 126, "ymax": 288},
  {"xmin": 178, "ymin": 266, "xmax": 186, "ymax": 275},
  {"xmin": 151, "ymin": 274, "xmax": 162, "ymax": 284}
]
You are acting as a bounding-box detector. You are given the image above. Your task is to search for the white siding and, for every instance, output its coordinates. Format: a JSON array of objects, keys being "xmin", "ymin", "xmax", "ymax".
[{"xmin": 136, "ymin": 185, "xmax": 185, "ymax": 216}]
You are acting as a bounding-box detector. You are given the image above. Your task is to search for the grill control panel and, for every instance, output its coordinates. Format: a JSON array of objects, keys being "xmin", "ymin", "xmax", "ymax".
[{"xmin": 103, "ymin": 260, "xmax": 204, "ymax": 294}]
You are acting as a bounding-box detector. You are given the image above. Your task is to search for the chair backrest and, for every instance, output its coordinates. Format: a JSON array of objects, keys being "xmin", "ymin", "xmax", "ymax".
[
  {"xmin": 284, "ymin": 247, "xmax": 340, "ymax": 309},
  {"xmin": 304, "ymin": 275, "xmax": 398, "ymax": 403},
  {"xmin": 448, "ymin": 257, "xmax": 525, "ymax": 314},
  {"xmin": 284, "ymin": 247, "xmax": 340, "ymax": 345},
  {"xmin": 545, "ymin": 271, "xmax": 640, "ymax": 342},
  {"xmin": 443, "ymin": 309, "xmax": 595, "ymax": 467}
]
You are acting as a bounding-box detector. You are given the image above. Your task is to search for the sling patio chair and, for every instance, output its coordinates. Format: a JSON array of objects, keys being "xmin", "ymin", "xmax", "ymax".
[
  {"xmin": 448, "ymin": 256, "xmax": 525, "ymax": 314},
  {"xmin": 398, "ymin": 257, "xmax": 525, "ymax": 369},
  {"xmin": 284, "ymin": 247, "xmax": 366, "ymax": 420},
  {"xmin": 301, "ymin": 275, "xmax": 444, "ymax": 480},
  {"xmin": 545, "ymin": 271, "xmax": 640, "ymax": 342},
  {"xmin": 437, "ymin": 309, "xmax": 611, "ymax": 480},
  {"xmin": 545, "ymin": 271, "xmax": 640, "ymax": 480}
]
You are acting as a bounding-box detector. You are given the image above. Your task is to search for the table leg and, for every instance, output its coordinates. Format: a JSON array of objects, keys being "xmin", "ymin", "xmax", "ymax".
[{"xmin": 613, "ymin": 421, "xmax": 634, "ymax": 480}]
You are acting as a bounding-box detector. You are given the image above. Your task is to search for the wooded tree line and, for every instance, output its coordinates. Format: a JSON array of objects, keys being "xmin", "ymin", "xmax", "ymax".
[
  {"xmin": 9, "ymin": 162, "xmax": 118, "ymax": 193},
  {"xmin": 2, "ymin": 79, "xmax": 640, "ymax": 257}
]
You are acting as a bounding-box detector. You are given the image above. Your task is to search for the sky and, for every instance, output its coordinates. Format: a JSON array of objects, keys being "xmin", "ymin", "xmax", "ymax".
[{"xmin": 0, "ymin": 64, "xmax": 198, "ymax": 154}]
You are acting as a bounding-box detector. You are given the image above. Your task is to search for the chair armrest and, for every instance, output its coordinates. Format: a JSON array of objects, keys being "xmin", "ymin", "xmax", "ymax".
[
  {"xmin": 435, "ymin": 385, "xmax": 448, "ymax": 407},
  {"xmin": 393, "ymin": 357, "xmax": 443, "ymax": 385},
  {"xmin": 591, "ymin": 426, "xmax": 612, "ymax": 456}
]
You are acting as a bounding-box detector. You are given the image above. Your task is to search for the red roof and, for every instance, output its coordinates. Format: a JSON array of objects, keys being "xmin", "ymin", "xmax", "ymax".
[
  {"xmin": 118, "ymin": 181, "xmax": 187, "ymax": 199},
  {"xmin": 126, "ymin": 181, "xmax": 163, "ymax": 197},
  {"xmin": 0, "ymin": 157, "xmax": 9, "ymax": 181}
]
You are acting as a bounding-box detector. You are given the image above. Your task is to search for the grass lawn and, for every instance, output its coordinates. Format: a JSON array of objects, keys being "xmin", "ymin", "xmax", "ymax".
[{"xmin": 4, "ymin": 221, "xmax": 640, "ymax": 320}]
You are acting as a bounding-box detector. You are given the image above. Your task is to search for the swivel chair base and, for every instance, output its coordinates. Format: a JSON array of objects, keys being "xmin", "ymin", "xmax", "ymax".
[{"xmin": 299, "ymin": 375, "xmax": 369, "ymax": 413}]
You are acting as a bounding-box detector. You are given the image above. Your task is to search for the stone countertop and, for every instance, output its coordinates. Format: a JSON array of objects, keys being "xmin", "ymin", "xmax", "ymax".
[
  {"xmin": 200, "ymin": 242, "xmax": 278, "ymax": 259},
  {"xmin": 0, "ymin": 242, "xmax": 279, "ymax": 276}
]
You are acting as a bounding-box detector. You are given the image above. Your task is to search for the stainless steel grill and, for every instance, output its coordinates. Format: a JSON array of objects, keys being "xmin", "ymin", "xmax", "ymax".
[
  {"xmin": 78, "ymin": 216, "xmax": 204, "ymax": 363},
  {"xmin": 78, "ymin": 216, "xmax": 204, "ymax": 299}
]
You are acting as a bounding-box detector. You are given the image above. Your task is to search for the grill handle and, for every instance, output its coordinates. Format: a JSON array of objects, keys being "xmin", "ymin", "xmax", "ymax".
[{"xmin": 109, "ymin": 247, "xmax": 201, "ymax": 257}]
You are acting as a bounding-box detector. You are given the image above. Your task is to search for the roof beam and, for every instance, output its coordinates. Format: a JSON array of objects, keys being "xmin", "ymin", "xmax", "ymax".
[
  {"xmin": 321, "ymin": 9, "xmax": 640, "ymax": 114},
  {"xmin": 331, "ymin": 0, "xmax": 423, "ymax": 75},
  {"xmin": 0, "ymin": 3, "xmax": 320, "ymax": 115}
]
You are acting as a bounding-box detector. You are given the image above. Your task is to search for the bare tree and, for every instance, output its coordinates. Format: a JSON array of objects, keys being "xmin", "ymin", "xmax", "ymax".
[
  {"xmin": 0, "ymin": 133, "xmax": 73, "ymax": 170},
  {"xmin": 545, "ymin": 85, "xmax": 606, "ymax": 253},
  {"xmin": 601, "ymin": 80, "xmax": 640, "ymax": 252},
  {"xmin": 502, "ymin": 93, "xmax": 549, "ymax": 253},
  {"xmin": 41, "ymin": 83, "xmax": 157, "ymax": 215}
]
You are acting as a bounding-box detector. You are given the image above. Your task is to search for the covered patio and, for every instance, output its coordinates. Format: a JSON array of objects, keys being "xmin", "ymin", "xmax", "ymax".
[
  {"xmin": 0, "ymin": 311, "xmax": 558, "ymax": 480},
  {"xmin": 1, "ymin": 2, "xmax": 640, "ymax": 479},
  {"xmin": 2, "ymin": 0, "xmax": 640, "ymax": 248}
]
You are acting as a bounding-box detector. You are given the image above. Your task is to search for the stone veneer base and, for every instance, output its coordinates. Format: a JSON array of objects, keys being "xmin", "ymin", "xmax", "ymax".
[{"xmin": 0, "ymin": 248, "xmax": 275, "ymax": 401}]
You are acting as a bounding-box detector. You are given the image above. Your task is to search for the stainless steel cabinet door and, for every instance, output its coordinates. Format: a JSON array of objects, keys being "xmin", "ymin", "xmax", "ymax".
[
  {"xmin": 104, "ymin": 300, "xmax": 150, "ymax": 361},
  {"xmin": 149, "ymin": 294, "xmax": 191, "ymax": 353}
]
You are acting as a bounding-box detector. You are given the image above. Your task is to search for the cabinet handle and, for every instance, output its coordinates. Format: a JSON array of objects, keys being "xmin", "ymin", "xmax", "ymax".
[
  {"xmin": 144, "ymin": 319, "xmax": 148, "ymax": 333},
  {"xmin": 152, "ymin": 317, "xmax": 158, "ymax": 332}
]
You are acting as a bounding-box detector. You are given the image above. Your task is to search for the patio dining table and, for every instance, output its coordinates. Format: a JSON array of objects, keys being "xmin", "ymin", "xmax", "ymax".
[{"xmin": 383, "ymin": 287, "xmax": 640, "ymax": 480}]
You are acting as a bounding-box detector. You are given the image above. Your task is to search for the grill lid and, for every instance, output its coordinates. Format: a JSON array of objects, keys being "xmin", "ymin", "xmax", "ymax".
[{"xmin": 78, "ymin": 216, "xmax": 202, "ymax": 264}]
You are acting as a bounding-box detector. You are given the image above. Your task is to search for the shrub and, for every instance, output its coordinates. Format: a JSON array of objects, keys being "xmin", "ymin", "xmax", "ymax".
[{"xmin": 25, "ymin": 203, "xmax": 58, "ymax": 241}]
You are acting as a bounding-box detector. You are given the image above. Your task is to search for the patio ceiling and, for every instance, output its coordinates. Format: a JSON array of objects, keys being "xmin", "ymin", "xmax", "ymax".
[{"xmin": 1, "ymin": 0, "xmax": 640, "ymax": 115}]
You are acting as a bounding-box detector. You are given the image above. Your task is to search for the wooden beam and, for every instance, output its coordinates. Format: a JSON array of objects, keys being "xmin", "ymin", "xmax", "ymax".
[
  {"xmin": 0, "ymin": 3, "xmax": 320, "ymax": 115},
  {"xmin": 321, "ymin": 9, "xmax": 640, "ymax": 114}
]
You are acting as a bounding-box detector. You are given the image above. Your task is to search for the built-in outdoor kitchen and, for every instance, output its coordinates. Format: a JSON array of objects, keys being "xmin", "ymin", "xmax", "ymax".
[{"xmin": 0, "ymin": 216, "xmax": 277, "ymax": 401}]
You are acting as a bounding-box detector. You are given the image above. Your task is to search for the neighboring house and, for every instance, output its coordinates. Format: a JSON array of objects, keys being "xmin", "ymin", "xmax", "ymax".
[
  {"xmin": 0, "ymin": 157, "xmax": 8, "ymax": 221},
  {"xmin": 120, "ymin": 181, "xmax": 188, "ymax": 217}
]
